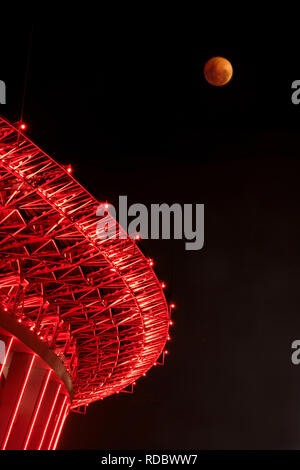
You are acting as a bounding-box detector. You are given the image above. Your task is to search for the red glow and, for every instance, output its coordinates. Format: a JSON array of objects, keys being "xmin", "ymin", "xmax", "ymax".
[
  {"xmin": 170, "ymin": 303, "xmax": 175, "ymax": 309},
  {"xmin": 53, "ymin": 403, "xmax": 70, "ymax": 450},
  {"xmin": 24, "ymin": 369, "xmax": 52, "ymax": 450},
  {"xmin": 48, "ymin": 394, "xmax": 67, "ymax": 450},
  {"xmin": 1, "ymin": 354, "xmax": 36, "ymax": 450},
  {"xmin": 0, "ymin": 116, "xmax": 170, "ymax": 445},
  {"xmin": 38, "ymin": 384, "xmax": 61, "ymax": 450},
  {"xmin": 161, "ymin": 282, "xmax": 166, "ymax": 288},
  {"xmin": 19, "ymin": 123, "xmax": 27, "ymax": 131}
]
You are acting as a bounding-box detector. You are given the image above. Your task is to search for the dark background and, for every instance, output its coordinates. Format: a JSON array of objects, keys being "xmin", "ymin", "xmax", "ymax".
[{"xmin": 2, "ymin": 18, "xmax": 300, "ymax": 449}]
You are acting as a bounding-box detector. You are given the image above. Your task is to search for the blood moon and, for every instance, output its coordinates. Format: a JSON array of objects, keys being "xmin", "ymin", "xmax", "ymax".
[{"xmin": 204, "ymin": 57, "xmax": 233, "ymax": 87}]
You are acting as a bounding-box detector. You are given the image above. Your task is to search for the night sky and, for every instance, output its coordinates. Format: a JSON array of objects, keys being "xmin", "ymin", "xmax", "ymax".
[{"xmin": 2, "ymin": 20, "xmax": 300, "ymax": 450}]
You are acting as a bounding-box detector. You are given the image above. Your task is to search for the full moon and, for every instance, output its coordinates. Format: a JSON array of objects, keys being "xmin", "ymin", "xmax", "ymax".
[{"xmin": 204, "ymin": 56, "xmax": 233, "ymax": 87}]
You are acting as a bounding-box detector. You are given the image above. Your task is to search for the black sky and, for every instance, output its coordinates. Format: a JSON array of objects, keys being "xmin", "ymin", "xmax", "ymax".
[{"xmin": 2, "ymin": 19, "xmax": 300, "ymax": 449}]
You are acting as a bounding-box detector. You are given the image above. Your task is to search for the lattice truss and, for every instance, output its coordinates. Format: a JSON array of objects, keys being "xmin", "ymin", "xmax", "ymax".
[{"xmin": 0, "ymin": 118, "xmax": 170, "ymax": 408}]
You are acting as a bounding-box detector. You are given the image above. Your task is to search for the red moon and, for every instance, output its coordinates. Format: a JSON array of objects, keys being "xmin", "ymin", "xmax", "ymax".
[{"xmin": 204, "ymin": 57, "xmax": 233, "ymax": 87}]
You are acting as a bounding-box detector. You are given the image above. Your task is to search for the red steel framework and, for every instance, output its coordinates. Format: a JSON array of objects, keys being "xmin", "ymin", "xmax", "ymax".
[{"xmin": 0, "ymin": 117, "xmax": 171, "ymax": 449}]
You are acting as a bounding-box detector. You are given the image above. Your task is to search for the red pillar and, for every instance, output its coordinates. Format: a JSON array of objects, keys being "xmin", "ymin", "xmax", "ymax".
[{"xmin": 0, "ymin": 327, "xmax": 71, "ymax": 450}]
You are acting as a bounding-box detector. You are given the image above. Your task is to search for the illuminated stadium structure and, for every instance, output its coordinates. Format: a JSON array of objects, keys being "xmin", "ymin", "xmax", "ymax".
[{"xmin": 0, "ymin": 117, "xmax": 171, "ymax": 450}]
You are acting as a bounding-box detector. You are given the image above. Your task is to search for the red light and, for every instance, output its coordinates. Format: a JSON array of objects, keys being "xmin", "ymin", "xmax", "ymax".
[
  {"xmin": 170, "ymin": 303, "xmax": 175, "ymax": 309},
  {"xmin": 4, "ymin": 307, "xmax": 7, "ymax": 312},
  {"xmin": 38, "ymin": 384, "xmax": 61, "ymax": 450},
  {"xmin": 169, "ymin": 320, "xmax": 174, "ymax": 326},
  {"xmin": 48, "ymin": 395, "xmax": 68, "ymax": 450},
  {"xmin": 165, "ymin": 350, "xmax": 168, "ymax": 354},
  {"xmin": 2, "ymin": 354, "xmax": 36, "ymax": 450},
  {"xmin": 53, "ymin": 403, "xmax": 69, "ymax": 450},
  {"xmin": 0, "ymin": 117, "xmax": 171, "ymax": 448},
  {"xmin": 23, "ymin": 370, "xmax": 52, "ymax": 450},
  {"xmin": 19, "ymin": 123, "xmax": 27, "ymax": 131}
]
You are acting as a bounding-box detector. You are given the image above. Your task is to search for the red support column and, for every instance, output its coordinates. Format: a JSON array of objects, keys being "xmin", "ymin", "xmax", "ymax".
[
  {"xmin": 1, "ymin": 354, "xmax": 36, "ymax": 450},
  {"xmin": 0, "ymin": 326, "xmax": 72, "ymax": 450},
  {"xmin": 23, "ymin": 370, "xmax": 52, "ymax": 450}
]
